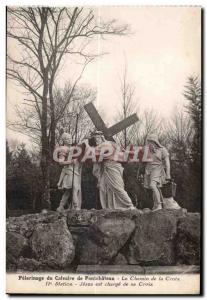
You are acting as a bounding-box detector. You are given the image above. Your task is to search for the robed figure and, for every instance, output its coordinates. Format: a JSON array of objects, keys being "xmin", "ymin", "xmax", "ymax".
[{"xmin": 90, "ymin": 131, "xmax": 135, "ymax": 210}]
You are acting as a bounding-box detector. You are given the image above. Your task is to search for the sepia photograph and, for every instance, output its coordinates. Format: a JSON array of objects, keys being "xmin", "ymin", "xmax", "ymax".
[{"xmin": 6, "ymin": 5, "xmax": 201, "ymax": 295}]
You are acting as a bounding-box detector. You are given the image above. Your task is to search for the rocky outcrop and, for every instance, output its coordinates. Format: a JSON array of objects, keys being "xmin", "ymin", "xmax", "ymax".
[
  {"xmin": 125, "ymin": 210, "xmax": 177, "ymax": 265},
  {"xmin": 6, "ymin": 212, "xmax": 75, "ymax": 271},
  {"xmin": 17, "ymin": 257, "xmax": 47, "ymax": 272},
  {"xmin": 76, "ymin": 212, "xmax": 136, "ymax": 264},
  {"xmin": 6, "ymin": 208, "xmax": 200, "ymax": 272},
  {"xmin": 31, "ymin": 218, "xmax": 75, "ymax": 269},
  {"xmin": 6, "ymin": 232, "xmax": 31, "ymax": 271},
  {"xmin": 175, "ymin": 213, "xmax": 200, "ymax": 265}
]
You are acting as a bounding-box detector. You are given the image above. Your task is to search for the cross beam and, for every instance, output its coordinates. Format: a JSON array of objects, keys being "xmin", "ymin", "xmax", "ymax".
[{"xmin": 84, "ymin": 102, "xmax": 139, "ymax": 141}]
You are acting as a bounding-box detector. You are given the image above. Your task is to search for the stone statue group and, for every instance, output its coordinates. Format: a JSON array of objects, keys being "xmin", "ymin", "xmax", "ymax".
[{"xmin": 55, "ymin": 131, "xmax": 179, "ymax": 212}]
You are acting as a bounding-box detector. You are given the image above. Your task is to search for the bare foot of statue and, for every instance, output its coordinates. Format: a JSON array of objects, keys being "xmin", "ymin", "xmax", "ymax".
[
  {"xmin": 152, "ymin": 203, "xmax": 162, "ymax": 212},
  {"xmin": 74, "ymin": 207, "xmax": 81, "ymax": 211},
  {"xmin": 121, "ymin": 206, "xmax": 136, "ymax": 210},
  {"xmin": 56, "ymin": 206, "xmax": 65, "ymax": 212}
]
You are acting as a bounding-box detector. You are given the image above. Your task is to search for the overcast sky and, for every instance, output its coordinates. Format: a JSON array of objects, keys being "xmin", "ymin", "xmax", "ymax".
[{"xmin": 7, "ymin": 6, "xmax": 201, "ymax": 145}]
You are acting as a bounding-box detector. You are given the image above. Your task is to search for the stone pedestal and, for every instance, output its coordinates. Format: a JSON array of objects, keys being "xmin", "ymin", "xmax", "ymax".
[{"xmin": 6, "ymin": 208, "xmax": 200, "ymax": 272}]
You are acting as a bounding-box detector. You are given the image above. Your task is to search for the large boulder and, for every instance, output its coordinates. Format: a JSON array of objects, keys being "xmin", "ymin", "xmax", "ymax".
[
  {"xmin": 6, "ymin": 232, "xmax": 30, "ymax": 271},
  {"xmin": 125, "ymin": 210, "xmax": 178, "ymax": 265},
  {"xmin": 17, "ymin": 257, "xmax": 48, "ymax": 272},
  {"xmin": 175, "ymin": 213, "xmax": 200, "ymax": 265},
  {"xmin": 112, "ymin": 253, "xmax": 128, "ymax": 265},
  {"xmin": 6, "ymin": 211, "xmax": 65, "ymax": 238},
  {"xmin": 76, "ymin": 211, "xmax": 136, "ymax": 264},
  {"xmin": 31, "ymin": 218, "xmax": 75, "ymax": 269}
]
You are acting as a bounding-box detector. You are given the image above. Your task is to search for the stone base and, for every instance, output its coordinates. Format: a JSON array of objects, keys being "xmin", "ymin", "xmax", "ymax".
[{"xmin": 6, "ymin": 209, "xmax": 200, "ymax": 271}]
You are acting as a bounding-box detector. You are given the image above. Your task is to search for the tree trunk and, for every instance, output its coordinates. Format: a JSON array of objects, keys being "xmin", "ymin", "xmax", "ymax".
[
  {"xmin": 40, "ymin": 82, "xmax": 51, "ymax": 210},
  {"xmin": 40, "ymin": 155, "xmax": 51, "ymax": 210},
  {"xmin": 49, "ymin": 79, "xmax": 56, "ymax": 155},
  {"xmin": 41, "ymin": 124, "xmax": 51, "ymax": 209}
]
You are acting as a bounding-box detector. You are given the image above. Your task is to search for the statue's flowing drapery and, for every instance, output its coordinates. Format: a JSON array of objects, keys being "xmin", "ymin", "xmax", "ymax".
[{"xmin": 93, "ymin": 161, "xmax": 134, "ymax": 209}]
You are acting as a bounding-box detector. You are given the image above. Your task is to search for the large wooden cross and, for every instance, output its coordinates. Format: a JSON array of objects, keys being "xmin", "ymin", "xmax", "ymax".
[{"xmin": 84, "ymin": 102, "xmax": 139, "ymax": 141}]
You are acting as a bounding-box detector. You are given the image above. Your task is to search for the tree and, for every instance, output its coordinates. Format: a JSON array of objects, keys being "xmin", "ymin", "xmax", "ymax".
[
  {"xmin": 7, "ymin": 7, "xmax": 129, "ymax": 208},
  {"xmin": 163, "ymin": 76, "xmax": 202, "ymax": 212},
  {"xmin": 6, "ymin": 141, "xmax": 12, "ymax": 166},
  {"xmin": 132, "ymin": 108, "xmax": 163, "ymax": 145},
  {"xmin": 164, "ymin": 108, "xmax": 193, "ymax": 209},
  {"xmin": 184, "ymin": 76, "xmax": 201, "ymax": 171},
  {"xmin": 183, "ymin": 76, "xmax": 202, "ymax": 211},
  {"xmin": 115, "ymin": 63, "xmax": 139, "ymax": 148},
  {"xmin": 166, "ymin": 108, "xmax": 193, "ymax": 163},
  {"xmin": 6, "ymin": 143, "xmax": 42, "ymax": 211},
  {"xmin": 54, "ymin": 83, "xmax": 95, "ymax": 144}
]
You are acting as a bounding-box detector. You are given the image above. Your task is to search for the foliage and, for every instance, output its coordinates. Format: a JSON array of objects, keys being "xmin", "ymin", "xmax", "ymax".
[{"xmin": 6, "ymin": 142, "xmax": 43, "ymax": 211}]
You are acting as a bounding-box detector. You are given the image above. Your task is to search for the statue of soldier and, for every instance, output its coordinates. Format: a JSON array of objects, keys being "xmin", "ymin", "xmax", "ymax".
[{"xmin": 56, "ymin": 132, "xmax": 82, "ymax": 211}]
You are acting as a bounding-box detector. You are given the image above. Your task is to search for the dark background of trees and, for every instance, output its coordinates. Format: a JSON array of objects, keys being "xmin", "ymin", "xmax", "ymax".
[{"xmin": 6, "ymin": 76, "xmax": 202, "ymax": 214}]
